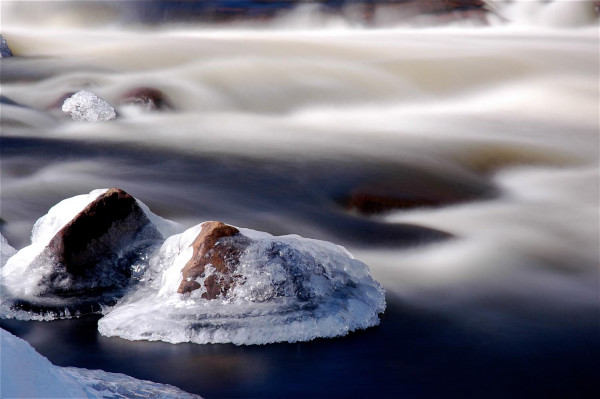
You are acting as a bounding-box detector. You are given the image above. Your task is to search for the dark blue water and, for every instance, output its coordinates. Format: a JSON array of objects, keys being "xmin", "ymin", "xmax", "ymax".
[
  {"xmin": 1, "ymin": 293, "xmax": 598, "ymax": 399},
  {"xmin": 2, "ymin": 135, "xmax": 599, "ymax": 398}
]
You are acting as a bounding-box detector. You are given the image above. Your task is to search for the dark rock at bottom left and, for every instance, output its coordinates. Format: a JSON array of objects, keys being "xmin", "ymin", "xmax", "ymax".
[{"xmin": 0, "ymin": 188, "xmax": 179, "ymax": 318}]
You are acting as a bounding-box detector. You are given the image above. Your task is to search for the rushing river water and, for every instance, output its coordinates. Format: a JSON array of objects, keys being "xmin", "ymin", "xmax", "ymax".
[{"xmin": 1, "ymin": 1, "xmax": 599, "ymax": 398}]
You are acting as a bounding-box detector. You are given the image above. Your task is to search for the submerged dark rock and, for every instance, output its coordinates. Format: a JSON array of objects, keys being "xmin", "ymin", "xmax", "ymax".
[
  {"xmin": 0, "ymin": 34, "xmax": 13, "ymax": 58},
  {"xmin": 361, "ymin": 0, "xmax": 488, "ymax": 27},
  {"xmin": 121, "ymin": 87, "xmax": 173, "ymax": 111},
  {"xmin": 178, "ymin": 221, "xmax": 246, "ymax": 299},
  {"xmin": 40, "ymin": 188, "xmax": 161, "ymax": 296},
  {"xmin": 340, "ymin": 172, "xmax": 496, "ymax": 215}
]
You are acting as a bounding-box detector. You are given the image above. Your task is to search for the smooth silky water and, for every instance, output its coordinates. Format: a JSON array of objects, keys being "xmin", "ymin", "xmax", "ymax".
[{"xmin": 1, "ymin": 1, "xmax": 598, "ymax": 398}]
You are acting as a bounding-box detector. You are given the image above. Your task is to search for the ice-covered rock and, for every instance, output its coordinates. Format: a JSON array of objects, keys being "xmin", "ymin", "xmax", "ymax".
[
  {"xmin": 98, "ymin": 222, "xmax": 386, "ymax": 345},
  {"xmin": 62, "ymin": 90, "xmax": 116, "ymax": 122},
  {"xmin": 0, "ymin": 188, "xmax": 180, "ymax": 319},
  {"xmin": 0, "ymin": 328, "xmax": 202, "ymax": 398},
  {"xmin": 0, "ymin": 34, "xmax": 12, "ymax": 58}
]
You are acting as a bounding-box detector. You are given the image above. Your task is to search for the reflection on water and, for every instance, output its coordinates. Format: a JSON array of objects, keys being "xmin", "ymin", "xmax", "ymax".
[{"xmin": 1, "ymin": 1, "xmax": 599, "ymax": 397}]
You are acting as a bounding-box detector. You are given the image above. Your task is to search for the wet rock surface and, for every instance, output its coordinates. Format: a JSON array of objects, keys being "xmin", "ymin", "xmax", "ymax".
[{"xmin": 178, "ymin": 221, "xmax": 246, "ymax": 298}]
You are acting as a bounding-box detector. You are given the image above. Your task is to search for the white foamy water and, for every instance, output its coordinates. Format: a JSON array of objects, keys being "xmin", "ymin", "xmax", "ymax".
[{"xmin": 1, "ymin": 1, "xmax": 598, "ymax": 338}]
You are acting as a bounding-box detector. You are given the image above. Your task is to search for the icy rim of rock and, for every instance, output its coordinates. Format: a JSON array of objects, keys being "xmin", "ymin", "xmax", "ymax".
[
  {"xmin": 62, "ymin": 90, "xmax": 116, "ymax": 122},
  {"xmin": 0, "ymin": 188, "xmax": 180, "ymax": 318},
  {"xmin": 98, "ymin": 224, "xmax": 386, "ymax": 345},
  {"xmin": 0, "ymin": 328, "xmax": 202, "ymax": 398}
]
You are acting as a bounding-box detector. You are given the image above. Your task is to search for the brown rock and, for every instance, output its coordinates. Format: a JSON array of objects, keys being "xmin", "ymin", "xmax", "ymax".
[
  {"xmin": 177, "ymin": 221, "xmax": 243, "ymax": 299},
  {"xmin": 121, "ymin": 87, "xmax": 173, "ymax": 111},
  {"xmin": 43, "ymin": 188, "xmax": 160, "ymax": 291},
  {"xmin": 340, "ymin": 171, "xmax": 495, "ymax": 215}
]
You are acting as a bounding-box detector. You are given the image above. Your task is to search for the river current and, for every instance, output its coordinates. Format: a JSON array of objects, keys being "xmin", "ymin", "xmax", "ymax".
[{"xmin": 1, "ymin": 2, "xmax": 599, "ymax": 398}]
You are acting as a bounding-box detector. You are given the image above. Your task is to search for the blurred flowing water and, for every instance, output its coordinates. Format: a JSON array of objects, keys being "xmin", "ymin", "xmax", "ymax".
[{"xmin": 1, "ymin": 1, "xmax": 599, "ymax": 398}]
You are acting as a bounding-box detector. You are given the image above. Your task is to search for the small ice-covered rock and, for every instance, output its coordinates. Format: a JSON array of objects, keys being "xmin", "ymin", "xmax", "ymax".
[
  {"xmin": 0, "ymin": 188, "xmax": 180, "ymax": 320},
  {"xmin": 98, "ymin": 222, "xmax": 386, "ymax": 345},
  {"xmin": 62, "ymin": 90, "xmax": 116, "ymax": 122},
  {"xmin": 0, "ymin": 328, "xmax": 202, "ymax": 398}
]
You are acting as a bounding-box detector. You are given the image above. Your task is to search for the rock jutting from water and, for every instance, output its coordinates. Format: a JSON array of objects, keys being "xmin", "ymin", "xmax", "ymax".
[
  {"xmin": 0, "ymin": 188, "xmax": 179, "ymax": 318},
  {"xmin": 62, "ymin": 90, "xmax": 116, "ymax": 122},
  {"xmin": 98, "ymin": 222, "xmax": 386, "ymax": 345},
  {"xmin": 1, "ymin": 190, "xmax": 385, "ymax": 344},
  {"xmin": 42, "ymin": 188, "xmax": 161, "ymax": 293}
]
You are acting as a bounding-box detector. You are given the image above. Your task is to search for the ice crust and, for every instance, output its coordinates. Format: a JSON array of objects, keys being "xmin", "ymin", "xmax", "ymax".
[
  {"xmin": 98, "ymin": 223, "xmax": 386, "ymax": 345},
  {"xmin": 62, "ymin": 90, "xmax": 116, "ymax": 122},
  {"xmin": 0, "ymin": 328, "xmax": 202, "ymax": 398},
  {"xmin": 0, "ymin": 189, "xmax": 180, "ymax": 319}
]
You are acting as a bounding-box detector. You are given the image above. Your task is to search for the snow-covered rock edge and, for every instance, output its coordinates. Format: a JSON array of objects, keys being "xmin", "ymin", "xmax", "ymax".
[{"xmin": 0, "ymin": 328, "xmax": 201, "ymax": 398}]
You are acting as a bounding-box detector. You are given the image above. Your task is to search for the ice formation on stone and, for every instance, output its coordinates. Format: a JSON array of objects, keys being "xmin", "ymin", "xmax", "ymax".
[
  {"xmin": 98, "ymin": 223, "xmax": 386, "ymax": 345},
  {"xmin": 0, "ymin": 189, "xmax": 180, "ymax": 320},
  {"xmin": 0, "ymin": 328, "xmax": 202, "ymax": 398},
  {"xmin": 62, "ymin": 90, "xmax": 116, "ymax": 122}
]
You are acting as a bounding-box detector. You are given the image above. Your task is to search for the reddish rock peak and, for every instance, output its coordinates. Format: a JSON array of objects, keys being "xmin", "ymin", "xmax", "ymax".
[
  {"xmin": 189, "ymin": 221, "xmax": 239, "ymax": 257},
  {"xmin": 177, "ymin": 221, "xmax": 242, "ymax": 298}
]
